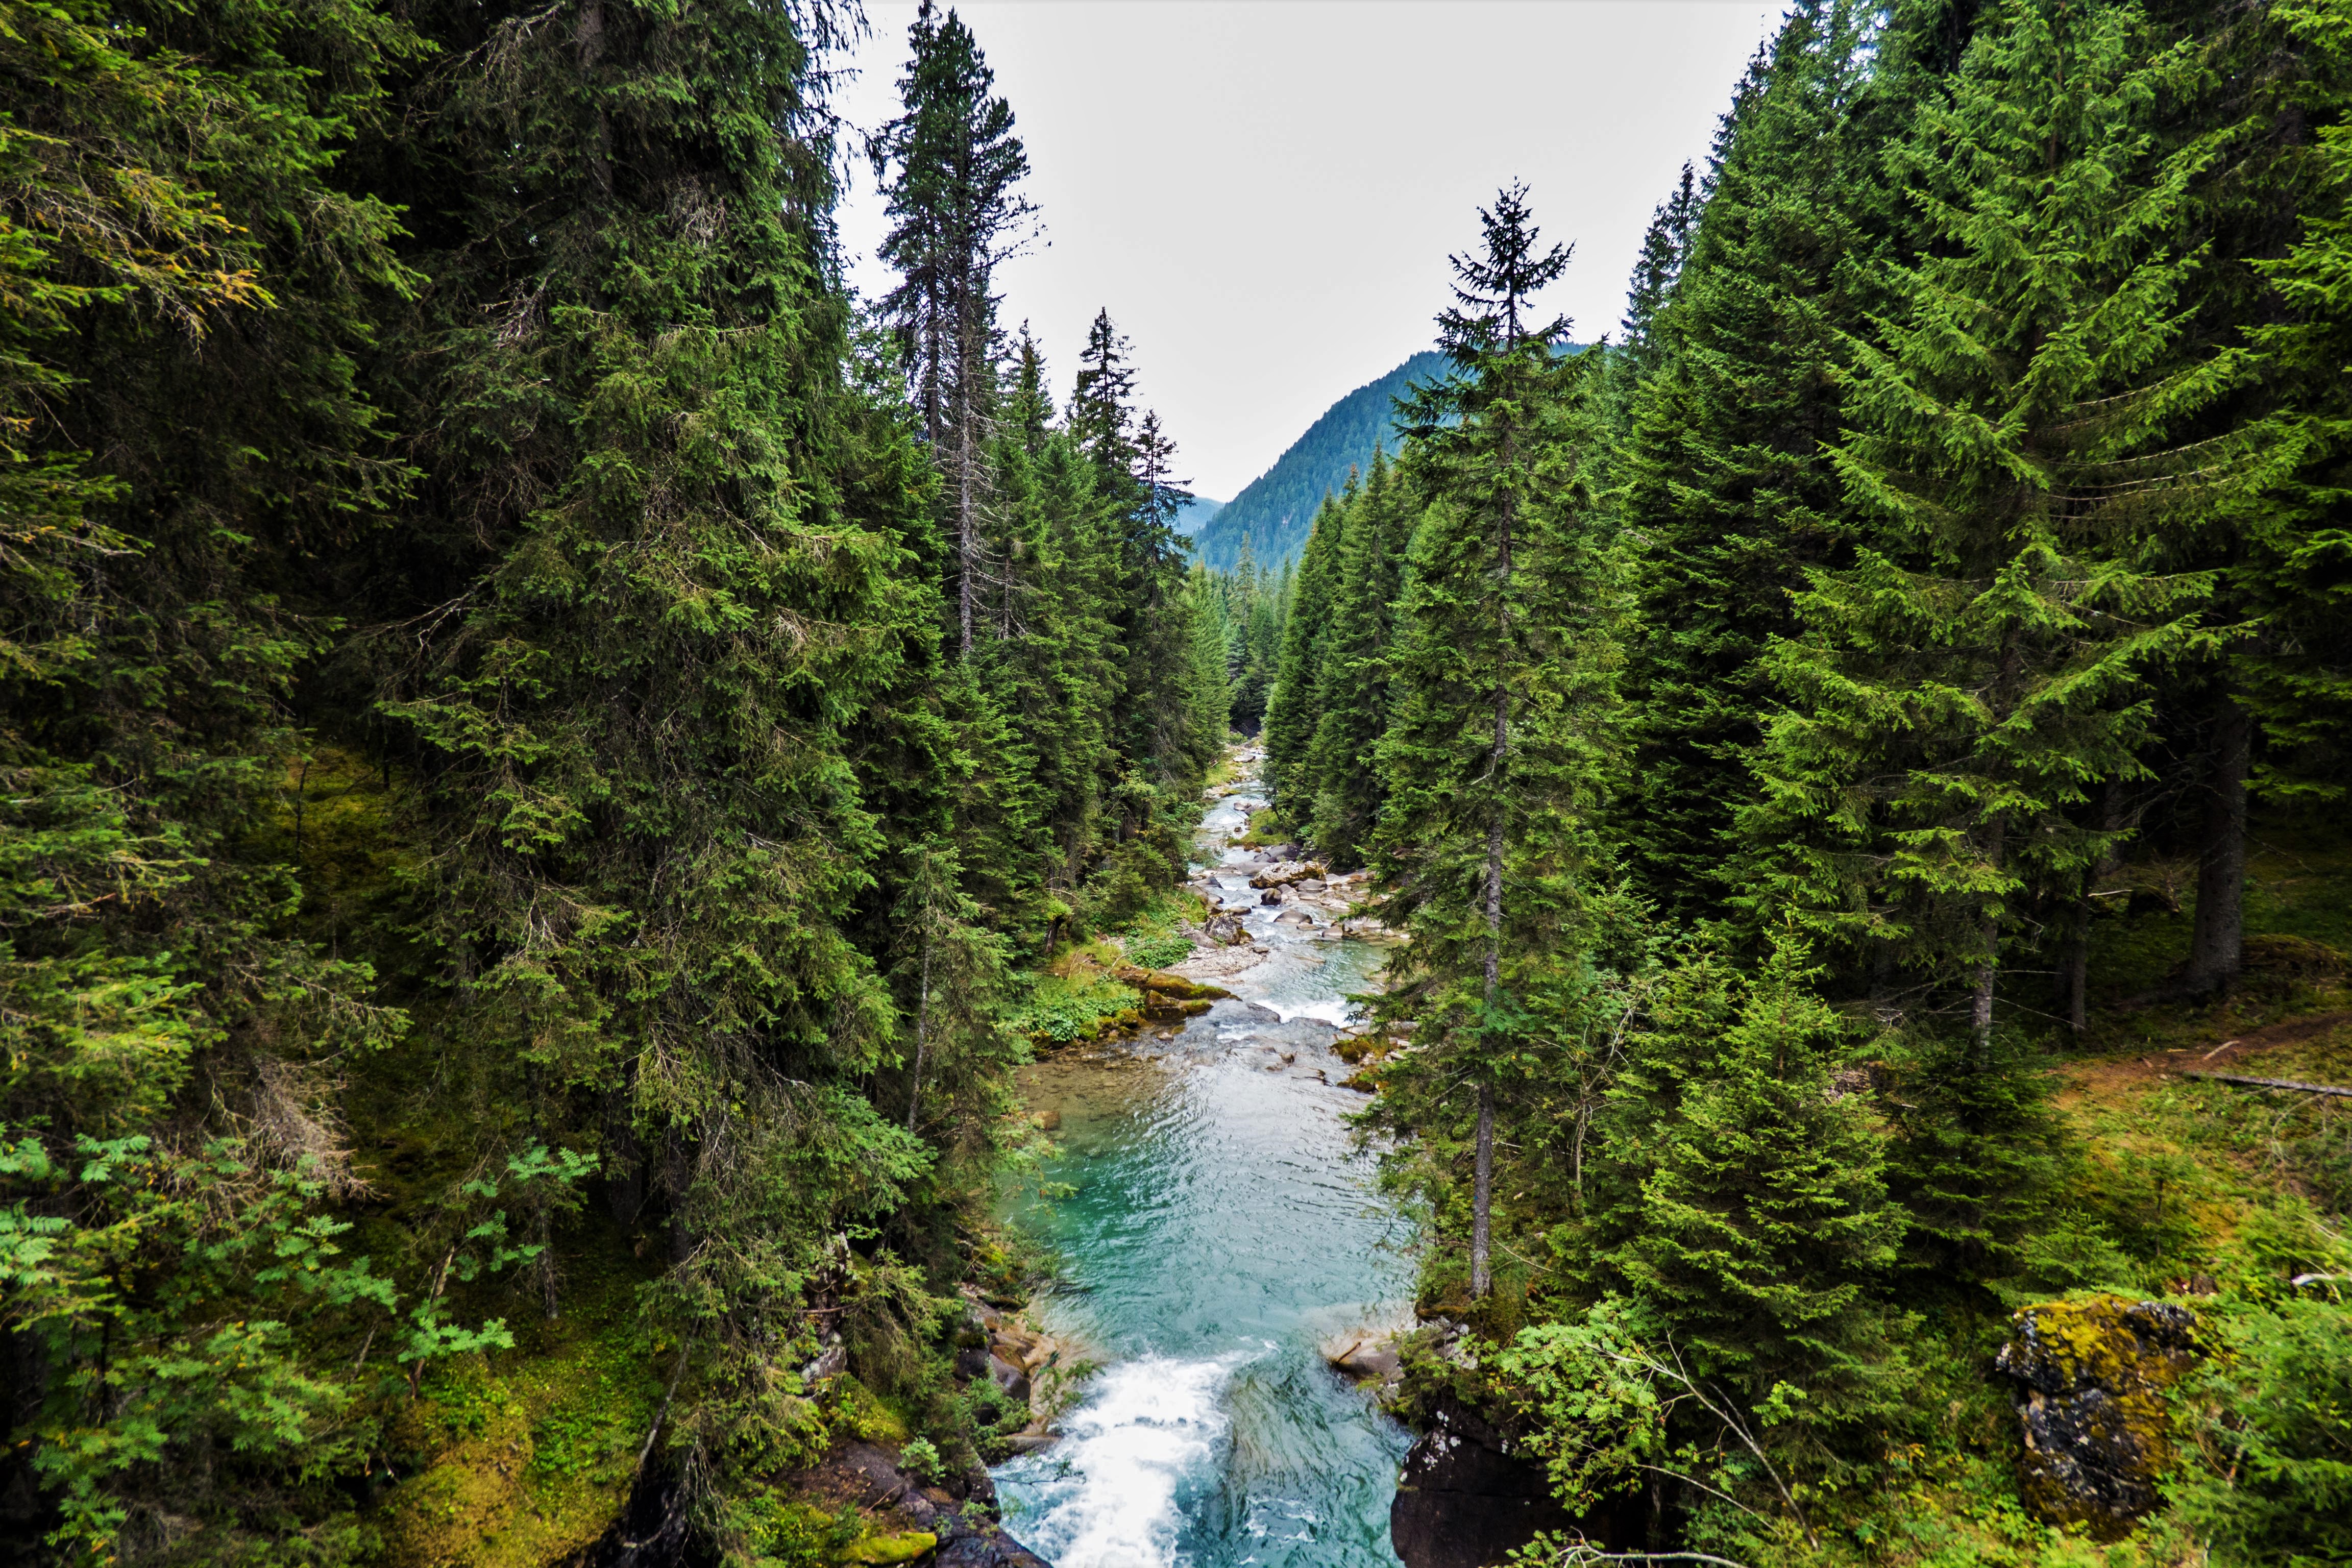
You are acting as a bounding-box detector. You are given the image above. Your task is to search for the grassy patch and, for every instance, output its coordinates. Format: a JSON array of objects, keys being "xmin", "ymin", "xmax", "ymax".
[
  {"xmin": 1114, "ymin": 886, "xmax": 1207, "ymax": 970},
  {"xmin": 1238, "ymin": 805, "xmax": 1294, "ymax": 848},
  {"xmin": 1008, "ymin": 966, "xmax": 1142, "ymax": 1045}
]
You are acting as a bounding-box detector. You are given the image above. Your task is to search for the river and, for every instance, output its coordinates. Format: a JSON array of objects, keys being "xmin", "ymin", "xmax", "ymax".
[{"xmin": 990, "ymin": 748, "xmax": 1415, "ymax": 1568}]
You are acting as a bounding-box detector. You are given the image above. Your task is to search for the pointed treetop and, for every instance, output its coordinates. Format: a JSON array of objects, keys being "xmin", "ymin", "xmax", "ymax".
[{"xmin": 1438, "ymin": 180, "xmax": 1574, "ymax": 359}]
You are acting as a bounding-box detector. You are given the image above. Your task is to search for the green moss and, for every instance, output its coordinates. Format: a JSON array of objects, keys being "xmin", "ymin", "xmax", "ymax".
[
  {"xmin": 834, "ymin": 1530, "xmax": 938, "ymax": 1565},
  {"xmin": 373, "ymin": 1235, "xmax": 664, "ymax": 1568},
  {"xmin": 824, "ymin": 1376, "xmax": 912, "ymax": 1446},
  {"xmin": 1238, "ymin": 805, "xmax": 1292, "ymax": 848},
  {"xmin": 726, "ymin": 1492, "xmax": 864, "ymax": 1568}
]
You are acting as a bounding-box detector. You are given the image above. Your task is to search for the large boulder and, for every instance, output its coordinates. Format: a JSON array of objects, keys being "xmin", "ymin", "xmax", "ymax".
[
  {"xmin": 1113, "ymin": 965, "xmax": 1233, "ymax": 1002},
  {"xmin": 1994, "ymin": 1295, "xmax": 2200, "ymax": 1538},
  {"xmin": 1204, "ymin": 912, "xmax": 1250, "ymax": 945},
  {"xmin": 1390, "ymin": 1399, "xmax": 1574, "ymax": 1568}
]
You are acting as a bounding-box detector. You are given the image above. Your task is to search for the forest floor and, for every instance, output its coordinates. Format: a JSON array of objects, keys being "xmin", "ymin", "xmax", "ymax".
[{"xmin": 1841, "ymin": 808, "xmax": 2352, "ymax": 1568}]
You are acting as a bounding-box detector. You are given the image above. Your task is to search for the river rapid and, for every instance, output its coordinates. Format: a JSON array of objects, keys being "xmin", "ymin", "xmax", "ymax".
[{"xmin": 990, "ymin": 747, "xmax": 1415, "ymax": 1568}]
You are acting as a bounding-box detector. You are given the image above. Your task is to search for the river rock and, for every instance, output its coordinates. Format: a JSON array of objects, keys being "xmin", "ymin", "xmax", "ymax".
[
  {"xmin": 987, "ymin": 1353, "xmax": 1031, "ymax": 1403},
  {"xmin": 800, "ymin": 1337, "xmax": 847, "ymax": 1384},
  {"xmin": 1324, "ymin": 1335, "xmax": 1401, "ymax": 1382},
  {"xmin": 771, "ymin": 1438, "xmax": 1046, "ymax": 1568},
  {"xmin": 1390, "ymin": 1399, "xmax": 1574, "ymax": 1568},
  {"xmin": 1994, "ymin": 1295, "xmax": 2200, "ymax": 1538}
]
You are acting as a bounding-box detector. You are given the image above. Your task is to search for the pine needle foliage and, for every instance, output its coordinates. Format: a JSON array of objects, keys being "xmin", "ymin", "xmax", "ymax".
[{"xmin": 1753, "ymin": 0, "xmax": 2259, "ymax": 1044}]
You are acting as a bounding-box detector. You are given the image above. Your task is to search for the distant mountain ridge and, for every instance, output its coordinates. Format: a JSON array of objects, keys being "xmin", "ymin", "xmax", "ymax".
[
  {"xmin": 1175, "ymin": 495, "xmax": 1223, "ymax": 536},
  {"xmin": 1192, "ymin": 351, "xmax": 1448, "ymax": 572}
]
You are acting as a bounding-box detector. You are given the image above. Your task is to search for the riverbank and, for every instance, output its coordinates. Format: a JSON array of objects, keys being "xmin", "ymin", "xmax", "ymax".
[{"xmin": 985, "ymin": 742, "xmax": 1417, "ymax": 1568}]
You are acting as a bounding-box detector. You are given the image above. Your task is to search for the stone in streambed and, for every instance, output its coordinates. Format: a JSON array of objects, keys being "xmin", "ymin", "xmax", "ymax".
[
  {"xmin": 987, "ymin": 1353, "xmax": 1030, "ymax": 1404},
  {"xmin": 1324, "ymin": 1335, "xmax": 1401, "ymax": 1382},
  {"xmin": 1113, "ymin": 965, "xmax": 1233, "ymax": 1001}
]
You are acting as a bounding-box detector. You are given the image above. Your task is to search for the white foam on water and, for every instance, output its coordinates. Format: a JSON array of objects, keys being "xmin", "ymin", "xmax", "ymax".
[
  {"xmin": 1260, "ymin": 997, "xmax": 1358, "ymax": 1028},
  {"xmin": 997, "ymin": 1355, "xmax": 1236, "ymax": 1568}
]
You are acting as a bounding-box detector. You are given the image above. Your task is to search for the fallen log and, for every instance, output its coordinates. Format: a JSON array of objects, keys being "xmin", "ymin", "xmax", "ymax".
[{"xmin": 2182, "ymin": 1071, "xmax": 2352, "ymax": 1099}]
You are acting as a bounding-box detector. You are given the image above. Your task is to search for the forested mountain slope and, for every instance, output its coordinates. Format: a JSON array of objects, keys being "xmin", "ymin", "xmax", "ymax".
[{"xmin": 1191, "ymin": 351, "xmax": 1446, "ymax": 570}]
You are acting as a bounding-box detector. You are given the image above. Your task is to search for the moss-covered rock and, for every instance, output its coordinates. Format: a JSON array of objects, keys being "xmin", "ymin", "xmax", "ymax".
[
  {"xmin": 1993, "ymin": 1294, "xmax": 2200, "ymax": 1538},
  {"xmin": 1113, "ymin": 965, "xmax": 1233, "ymax": 1001},
  {"xmin": 836, "ymin": 1529, "xmax": 938, "ymax": 1564}
]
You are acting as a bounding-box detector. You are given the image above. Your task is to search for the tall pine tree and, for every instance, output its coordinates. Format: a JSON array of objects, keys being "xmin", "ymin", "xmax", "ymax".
[{"xmin": 1371, "ymin": 184, "xmax": 1618, "ymax": 1301}]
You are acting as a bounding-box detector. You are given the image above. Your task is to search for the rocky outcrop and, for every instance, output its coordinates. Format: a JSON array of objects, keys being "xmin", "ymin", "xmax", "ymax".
[
  {"xmin": 1113, "ymin": 966, "xmax": 1233, "ymax": 1002},
  {"xmin": 1390, "ymin": 1398, "xmax": 1575, "ymax": 1568},
  {"xmin": 786, "ymin": 1440, "xmax": 1046, "ymax": 1568},
  {"xmin": 1994, "ymin": 1295, "xmax": 2200, "ymax": 1538},
  {"xmin": 1247, "ymin": 860, "xmax": 1328, "ymax": 890}
]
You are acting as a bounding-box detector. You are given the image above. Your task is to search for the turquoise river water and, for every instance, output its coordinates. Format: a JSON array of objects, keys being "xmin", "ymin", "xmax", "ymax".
[{"xmin": 991, "ymin": 751, "xmax": 1415, "ymax": 1568}]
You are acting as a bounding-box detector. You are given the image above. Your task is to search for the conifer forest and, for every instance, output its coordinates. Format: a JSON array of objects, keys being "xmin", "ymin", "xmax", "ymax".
[{"xmin": 4, "ymin": 0, "xmax": 2351, "ymax": 1565}]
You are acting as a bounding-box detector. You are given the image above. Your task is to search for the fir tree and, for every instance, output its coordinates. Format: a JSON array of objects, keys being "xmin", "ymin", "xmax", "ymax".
[
  {"xmin": 1755, "ymin": 0, "xmax": 2248, "ymax": 1050},
  {"xmin": 871, "ymin": 1, "xmax": 1036, "ymax": 658},
  {"xmin": 1370, "ymin": 183, "xmax": 1617, "ymax": 1301}
]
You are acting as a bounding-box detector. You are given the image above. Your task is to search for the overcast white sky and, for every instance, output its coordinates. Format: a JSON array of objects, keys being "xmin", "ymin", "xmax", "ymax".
[{"xmin": 830, "ymin": 1, "xmax": 1783, "ymax": 501}]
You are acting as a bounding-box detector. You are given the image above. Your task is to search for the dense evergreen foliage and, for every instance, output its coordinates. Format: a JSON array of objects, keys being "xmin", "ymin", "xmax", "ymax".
[
  {"xmin": 0, "ymin": 0, "xmax": 1229, "ymax": 1558},
  {"xmin": 6, "ymin": 0, "xmax": 2351, "ymax": 1560},
  {"xmin": 1264, "ymin": 0, "xmax": 2352, "ymax": 1561}
]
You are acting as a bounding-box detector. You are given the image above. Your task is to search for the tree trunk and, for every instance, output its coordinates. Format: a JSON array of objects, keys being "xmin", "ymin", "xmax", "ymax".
[
  {"xmin": 958, "ymin": 362, "xmax": 976, "ymax": 660},
  {"xmin": 537, "ymin": 1209, "xmax": 559, "ymax": 1321},
  {"xmin": 665, "ymin": 1134, "xmax": 692, "ymax": 1266},
  {"xmin": 602, "ymin": 1081, "xmax": 643, "ymax": 1226},
  {"xmin": 908, "ymin": 933, "xmax": 933, "ymax": 1131},
  {"xmin": 1470, "ymin": 1081, "xmax": 1494, "ymax": 1300},
  {"xmin": 1473, "ymin": 685, "xmax": 1507, "ymax": 1301},
  {"xmin": 2064, "ymin": 923, "xmax": 2091, "ymax": 1038},
  {"xmin": 2185, "ymin": 696, "xmax": 2249, "ymax": 996},
  {"xmin": 2065, "ymin": 785, "xmax": 2119, "ymax": 1038},
  {"xmin": 1972, "ymin": 816, "xmax": 2006, "ymax": 1063}
]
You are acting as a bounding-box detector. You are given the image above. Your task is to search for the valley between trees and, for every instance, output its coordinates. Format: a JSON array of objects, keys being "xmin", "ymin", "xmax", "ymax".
[{"xmin": 3, "ymin": 0, "xmax": 2350, "ymax": 1565}]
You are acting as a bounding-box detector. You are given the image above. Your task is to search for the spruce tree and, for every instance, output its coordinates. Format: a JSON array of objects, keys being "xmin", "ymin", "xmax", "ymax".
[
  {"xmin": 1611, "ymin": 0, "xmax": 1891, "ymax": 932},
  {"xmin": 1370, "ymin": 184, "xmax": 1617, "ymax": 1301},
  {"xmin": 1306, "ymin": 447, "xmax": 1415, "ymax": 865},
  {"xmin": 1754, "ymin": 0, "xmax": 2246, "ymax": 1050},
  {"xmin": 374, "ymin": 0, "xmax": 939, "ymax": 1498},
  {"xmin": 2242, "ymin": 0, "xmax": 2352, "ymax": 802},
  {"xmin": 1592, "ymin": 935, "xmax": 1904, "ymax": 1434},
  {"xmin": 872, "ymin": 1, "xmax": 1035, "ymax": 658},
  {"xmin": 1, "ymin": 0, "xmax": 424, "ymax": 1548},
  {"xmin": 1262, "ymin": 489, "xmax": 1345, "ymax": 806}
]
